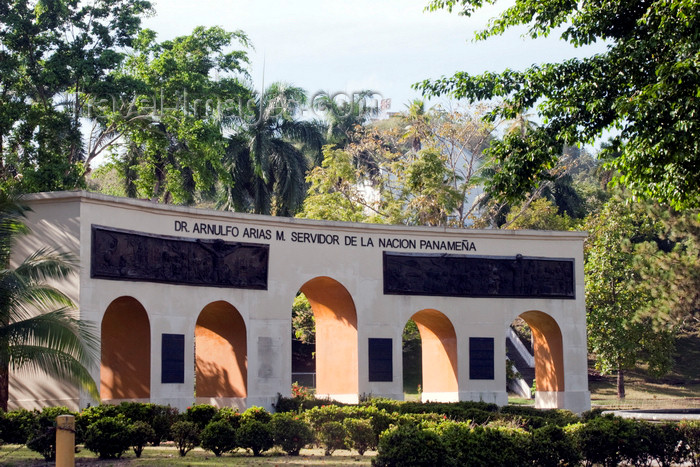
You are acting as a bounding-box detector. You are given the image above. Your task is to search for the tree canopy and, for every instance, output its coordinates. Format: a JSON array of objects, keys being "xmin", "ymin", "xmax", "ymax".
[
  {"xmin": 0, "ymin": 0, "xmax": 153, "ymax": 192},
  {"xmin": 584, "ymin": 193, "xmax": 680, "ymax": 398},
  {"xmin": 99, "ymin": 26, "xmax": 252, "ymax": 204},
  {"xmin": 417, "ymin": 0, "xmax": 700, "ymax": 211}
]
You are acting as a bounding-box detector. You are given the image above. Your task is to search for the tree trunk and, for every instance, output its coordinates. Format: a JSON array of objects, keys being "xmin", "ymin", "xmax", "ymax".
[
  {"xmin": 617, "ymin": 367, "xmax": 625, "ymax": 399},
  {"xmin": 0, "ymin": 364, "xmax": 9, "ymax": 412}
]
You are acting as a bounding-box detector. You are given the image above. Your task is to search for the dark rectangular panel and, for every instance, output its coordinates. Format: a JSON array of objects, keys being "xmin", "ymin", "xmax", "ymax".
[
  {"xmin": 91, "ymin": 225, "xmax": 268, "ymax": 289},
  {"xmin": 470, "ymin": 337, "xmax": 495, "ymax": 380},
  {"xmin": 383, "ymin": 252, "xmax": 575, "ymax": 299},
  {"xmin": 368, "ymin": 338, "xmax": 393, "ymax": 382},
  {"xmin": 162, "ymin": 334, "xmax": 185, "ymax": 384}
]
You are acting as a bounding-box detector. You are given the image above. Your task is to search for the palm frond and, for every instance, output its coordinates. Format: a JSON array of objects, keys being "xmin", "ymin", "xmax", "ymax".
[
  {"xmin": 13, "ymin": 248, "xmax": 76, "ymax": 282},
  {"xmin": 2, "ymin": 307, "xmax": 97, "ymax": 362},
  {"xmin": 6, "ymin": 344, "xmax": 99, "ymax": 401}
]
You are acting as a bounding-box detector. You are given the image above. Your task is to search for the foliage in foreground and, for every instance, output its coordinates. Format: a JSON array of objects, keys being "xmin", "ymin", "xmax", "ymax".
[
  {"xmin": 0, "ymin": 192, "xmax": 99, "ymax": 412},
  {"xmin": 3, "ymin": 401, "xmax": 700, "ymax": 466},
  {"xmin": 419, "ymin": 0, "xmax": 700, "ymax": 211}
]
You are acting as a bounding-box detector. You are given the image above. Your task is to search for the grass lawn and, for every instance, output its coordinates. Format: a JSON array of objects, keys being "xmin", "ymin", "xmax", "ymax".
[
  {"xmin": 588, "ymin": 327, "xmax": 700, "ymax": 410},
  {"xmin": 0, "ymin": 445, "xmax": 376, "ymax": 466}
]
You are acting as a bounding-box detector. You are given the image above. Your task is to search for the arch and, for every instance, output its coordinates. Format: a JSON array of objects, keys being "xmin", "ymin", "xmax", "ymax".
[
  {"xmin": 195, "ymin": 301, "xmax": 247, "ymax": 398},
  {"xmin": 101, "ymin": 297, "xmax": 151, "ymax": 400},
  {"xmin": 519, "ymin": 310, "xmax": 565, "ymax": 393},
  {"xmin": 300, "ymin": 277, "xmax": 358, "ymax": 399},
  {"xmin": 411, "ymin": 309, "xmax": 458, "ymax": 397}
]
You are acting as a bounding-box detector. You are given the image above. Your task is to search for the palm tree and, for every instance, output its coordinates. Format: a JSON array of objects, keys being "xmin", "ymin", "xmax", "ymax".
[
  {"xmin": 0, "ymin": 192, "xmax": 98, "ymax": 411},
  {"xmin": 315, "ymin": 90, "xmax": 377, "ymax": 148},
  {"xmin": 221, "ymin": 82, "xmax": 325, "ymax": 216},
  {"xmin": 402, "ymin": 99, "xmax": 431, "ymax": 153}
]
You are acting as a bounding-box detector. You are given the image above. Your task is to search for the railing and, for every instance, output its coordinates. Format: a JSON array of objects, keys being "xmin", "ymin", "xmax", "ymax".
[
  {"xmin": 292, "ymin": 372, "xmax": 316, "ymax": 389},
  {"xmin": 507, "ymin": 357, "xmax": 533, "ymax": 399},
  {"xmin": 507, "ymin": 326, "xmax": 535, "ymax": 367}
]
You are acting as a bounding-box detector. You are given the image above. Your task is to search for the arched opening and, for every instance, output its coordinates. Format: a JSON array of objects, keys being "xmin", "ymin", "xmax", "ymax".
[
  {"xmin": 519, "ymin": 310, "xmax": 565, "ymax": 408},
  {"xmin": 195, "ymin": 301, "xmax": 247, "ymax": 400},
  {"xmin": 402, "ymin": 319, "xmax": 422, "ymax": 399},
  {"xmin": 299, "ymin": 277, "xmax": 358, "ymax": 402},
  {"xmin": 101, "ymin": 297, "xmax": 151, "ymax": 400},
  {"xmin": 411, "ymin": 309, "xmax": 458, "ymax": 402},
  {"xmin": 291, "ymin": 292, "xmax": 315, "ymax": 389},
  {"xmin": 506, "ymin": 318, "xmax": 535, "ymax": 400}
]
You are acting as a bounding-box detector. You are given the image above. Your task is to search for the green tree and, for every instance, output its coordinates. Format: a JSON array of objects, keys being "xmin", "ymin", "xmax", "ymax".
[
  {"xmin": 0, "ymin": 192, "xmax": 99, "ymax": 410},
  {"xmin": 299, "ymin": 104, "xmax": 495, "ymax": 227},
  {"xmin": 401, "ymin": 99, "xmax": 431, "ymax": 153},
  {"xmin": 101, "ymin": 26, "xmax": 252, "ymax": 204},
  {"xmin": 292, "ymin": 293, "xmax": 315, "ymax": 345},
  {"xmin": 220, "ymin": 82, "xmax": 324, "ymax": 215},
  {"xmin": 298, "ymin": 147, "xmax": 370, "ymax": 223},
  {"xmin": 585, "ymin": 195, "xmax": 676, "ymax": 398},
  {"xmin": 419, "ymin": 0, "xmax": 700, "ymax": 210},
  {"xmin": 0, "ymin": 0, "xmax": 153, "ymax": 192},
  {"xmin": 632, "ymin": 203, "xmax": 700, "ymax": 323},
  {"xmin": 505, "ymin": 198, "xmax": 573, "ymax": 231},
  {"xmin": 314, "ymin": 90, "xmax": 378, "ymax": 149}
]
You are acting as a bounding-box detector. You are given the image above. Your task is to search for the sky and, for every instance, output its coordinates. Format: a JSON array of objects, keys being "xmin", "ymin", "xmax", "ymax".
[{"xmin": 142, "ymin": 0, "xmax": 607, "ymax": 115}]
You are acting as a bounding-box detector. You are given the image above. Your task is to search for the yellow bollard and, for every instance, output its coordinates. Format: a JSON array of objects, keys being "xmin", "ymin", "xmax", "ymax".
[{"xmin": 55, "ymin": 414, "xmax": 75, "ymax": 467}]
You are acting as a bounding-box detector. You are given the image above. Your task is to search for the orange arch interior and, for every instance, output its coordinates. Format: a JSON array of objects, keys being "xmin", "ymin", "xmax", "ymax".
[
  {"xmin": 412, "ymin": 309, "xmax": 458, "ymax": 393},
  {"xmin": 195, "ymin": 301, "xmax": 247, "ymax": 398},
  {"xmin": 300, "ymin": 277, "xmax": 358, "ymax": 395},
  {"xmin": 101, "ymin": 297, "xmax": 151, "ymax": 400},
  {"xmin": 520, "ymin": 310, "xmax": 565, "ymax": 392}
]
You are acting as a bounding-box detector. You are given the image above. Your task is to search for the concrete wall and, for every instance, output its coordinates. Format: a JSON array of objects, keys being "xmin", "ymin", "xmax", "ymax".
[{"xmin": 10, "ymin": 191, "xmax": 590, "ymax": 413}]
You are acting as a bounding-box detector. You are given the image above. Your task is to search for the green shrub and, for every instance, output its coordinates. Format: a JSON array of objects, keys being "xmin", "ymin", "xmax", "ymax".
[
  {"xmin": 305, "ymin": 405, "xmax": 347, "ymax": 432},
  {"xmin": 76, "ymin": 404, "xmax": 119, "ymax": 443},
  {"xmin": 240, "ymin": 406, "xmax": 272, "ymax": 424},
  {"xmin": 185, "ymin": 404, "xmax": 218, "ymax": 431},
  {"xmin": 474, "ymin": 425, "xmax": 531, "ymax": 467},
  {"xmin": 373, "ymin": 424, "xmax": 445, "ymax": 467},
  {"xmin": 680, "ymin": 420, "xmax": 700, "ymax": 467},
  {"xmin": 84, "ymin": 415, "xmax": 132, "ymax": 459},
  {"xmin": 2, "ymin": 409, "xmax": 39, "ymax": 444},
  {"xmin": 116, "ymin": 402, "xmax": 156, "ymax": 424},
  {"xmin": 499, "ymin": 405, "xmax": 579, "ymax": 429},
  {"xmin": 398, "ymin": 401, "xmax": 499, "ymax": 421},
  {"xmin": 580, "ymin": 407, "xmax": 606, "ymax": 422},
  {"xmin": 436, "ymin": 421, "xmax": 473, "ymax": 467},
  {"xmin": 211, "ymin": 406, "xmax": 241, "ymax": 428},
  {"xmin": 129, "ymin": 421, "xmax": 155, "ymax": 458},
  {"xmin": 200, "ymin": 419, "xmax": 237, "ymax": 457},
  {"xmin": 171, "ymin": 420, "xmax": 200, "ymax": 457},
  {"xmin": 273, "ymin": 393, "xmax": 300, "ymax": 413},
  {"xmin": 344, "ymin": 418, "xmax": 375, "ymax": 455},
  {"xmin": 646, "ymin": 422, "xmax": 686, "ymax": 467},
  {"xmin": 436, "ymin": 422, "xmax": 531, "ymax": 467},
  {"xmin": 319, "ymin": 421, "xmax": 347, "ymax": 456},
  {"xmin": 271, "ymin": 412, "xmax": 314, "ymax": 456},
  {"xmin": 529, "ymin": 424, "xmax": 580, "ymax": 467},
  {"xmin": 574, "ymin": 414, "xmax": 637, "ymax": 467},
  {"xmin": 237, "ymin": 419, "xmax": 273, "ymax": 456},
  {"xmin": 369, "ymin": 409, "xmax": 399, "ymax": 443},
  {"xmin": 622, "ymin": 420, "xmax": 659, "ymax": 466},
  {"xmin": 26, "ymin": 406, "xmax": 75, "ymax": 461},
  {"xmin": 151, "ymin": 404, "xmax": 179, "ymax": 445}
]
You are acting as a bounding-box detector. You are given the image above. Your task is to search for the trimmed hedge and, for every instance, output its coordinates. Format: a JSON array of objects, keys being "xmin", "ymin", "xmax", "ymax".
[
  {"xmin": 84, "ymin": 415, "xmax": 132, "ymax": 459},
  {"xmin": 373, "ymin": 423, "xmax": 446, "ymax": 467},
  {"xmin": 237, "ymin": 419, "xmax": 273, "ymax": 456},
  {"xmin": 3, "ymin": 400, "xmax": 700, "ymax": 465},
  {"xmin": 26, "ymin": 406, "xmax": 76, "ymax": 461},
  {"xmin": 200, "ymin": 419, "xmax": 237, "ymax": 457},
  {"xmin": 271, "ymin": 412, "xmax": 315, "ymax": 456}
]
